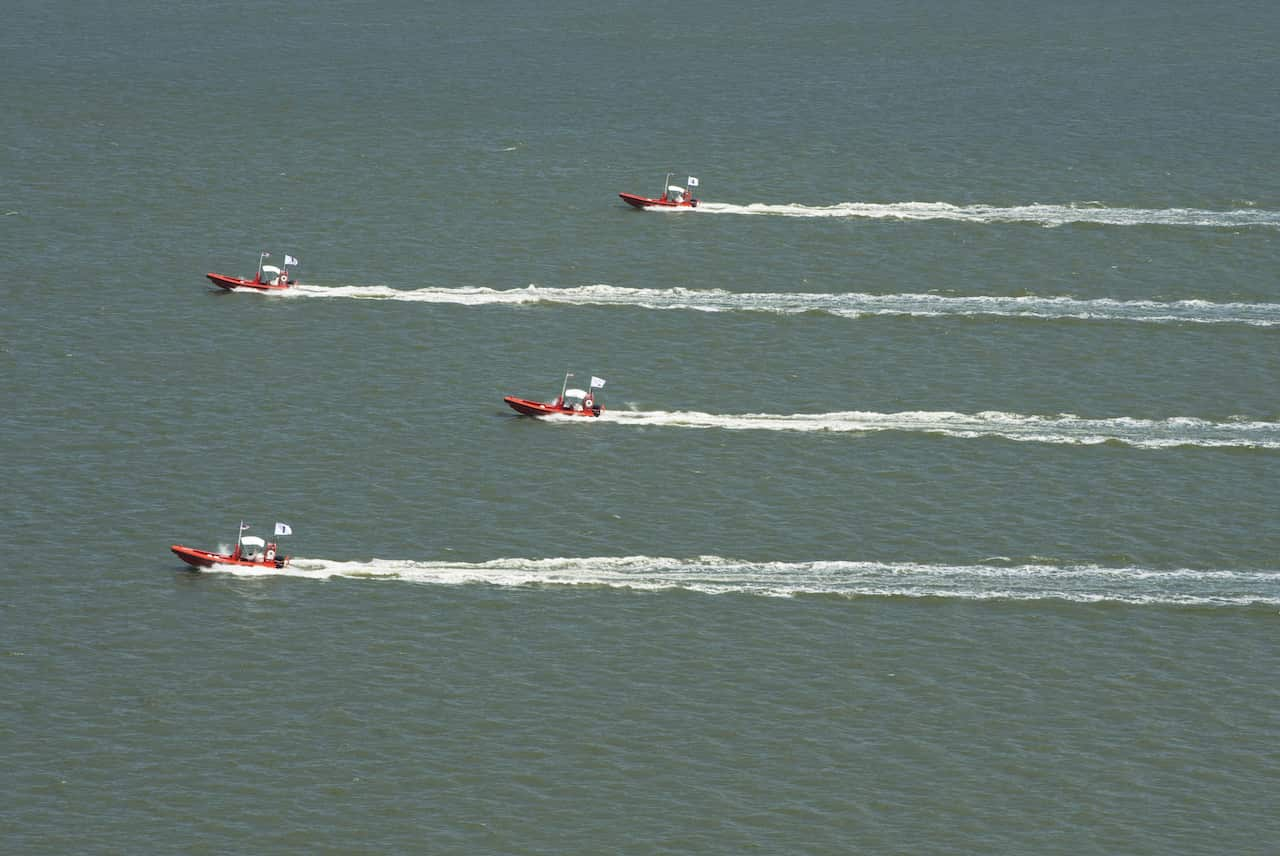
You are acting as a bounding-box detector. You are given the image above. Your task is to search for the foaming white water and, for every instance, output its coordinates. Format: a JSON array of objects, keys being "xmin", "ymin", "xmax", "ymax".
[
  {"xmin": 280, "ymin": 284, "xmax": 1280, "ymax": 327},
  {"xmin": 196, "ymin": 555, "xmax": 1280, "ymax": 607},
  {"xmin": 567, "ymin": 409, "xmax": 1280, "ymax": 450},
  {"xmin": 693, "ymin": 200, "xmax": 1280, "ymax": 228}
]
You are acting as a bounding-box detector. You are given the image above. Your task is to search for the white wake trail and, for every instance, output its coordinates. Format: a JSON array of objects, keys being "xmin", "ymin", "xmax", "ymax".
[
  {"xmin": 192, "ymin": 555, "xmax": 1280, "ymax": 607},
  {"xmin": 692, "ymin": 200, "xmax": 1280, "ymax": 228},
  {"xmin": 280, "ymin": 284, "xmax": 1280, "ymax": 327},
  {"xmin": 546, "ymin": 409, "xmax": 1280, "ymax": 450}
]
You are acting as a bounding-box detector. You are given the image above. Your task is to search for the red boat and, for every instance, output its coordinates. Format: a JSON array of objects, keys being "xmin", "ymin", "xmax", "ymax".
[
  {"xmin": 505, "ymin": 372, "xmax": 606, "ymax": 418},
  {"xmin": 206, "ymin": 251, "xmax": 298, "ymax": 291},
  {"xmin": 619, "ymin": 173, "xmax": 700, "ymax": 209},
  {"xmin": 171, "ymin": 521, "xmax": 293, "ymax": 570}
]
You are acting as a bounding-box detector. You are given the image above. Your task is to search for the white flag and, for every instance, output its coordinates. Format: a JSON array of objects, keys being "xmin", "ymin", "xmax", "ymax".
[
  {"xmin": 240, "ymin": 521, "xmax": 251, "ymax": 531},
  {"xmin": 590, "ymin": 376, "xmax": 606, "ymax": 389},
  {"xmin": 686, "ymin": 176, "xmax": 699, "ymax": 187},
  {"xmin": 284, "ymin": 255, "xmax": 298, "ymax": 266},
  {"xmin": 274, "ymin": 522, "xmax": 292, "ymax": 536}
]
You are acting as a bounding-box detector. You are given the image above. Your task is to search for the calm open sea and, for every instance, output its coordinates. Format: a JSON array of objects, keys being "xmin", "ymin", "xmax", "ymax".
[{"xmin": 3, "ymin": 1, "xmax": 1278, "ymax": 852}]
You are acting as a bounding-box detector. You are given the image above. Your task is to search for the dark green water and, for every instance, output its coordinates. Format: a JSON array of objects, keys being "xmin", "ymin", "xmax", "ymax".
[{"xmin": 4, "ymin": 1, "xmax": 1278, "ymax": 852}]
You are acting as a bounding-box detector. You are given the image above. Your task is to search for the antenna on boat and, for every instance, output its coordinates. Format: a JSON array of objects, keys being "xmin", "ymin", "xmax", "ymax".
[
  {"xmin": 560, "ymin": 371, "xmax": 573, "ymax": 405},
  {"xmin": 257, "ymin": 251, "xmax": 269, "ymax": 282},
  {"xmin": 663, "ymin": 172, "xmax": 673, "ymax": 202}
]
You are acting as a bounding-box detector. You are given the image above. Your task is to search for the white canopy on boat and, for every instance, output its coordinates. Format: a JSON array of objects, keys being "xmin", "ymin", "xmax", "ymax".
[
  {"xmin": 261, "ymin": 265, "xmax": 282, "ymax": 277},
  {"xmin": 564, "ymin": 388, "xmax": 587, "ymax": 399},
  {"xmin": 668, "ymin": 185, "xmax": 686, "ymax": 195},
  {"xmin": 240, "ymin": 536, "xmax": 266, "ymax": 548}
]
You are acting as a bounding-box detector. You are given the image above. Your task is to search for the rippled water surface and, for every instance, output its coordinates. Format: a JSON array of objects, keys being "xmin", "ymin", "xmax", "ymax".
[{"xmin": 4, "ymin": 1, "xmax": 1279, "ymax": 852}]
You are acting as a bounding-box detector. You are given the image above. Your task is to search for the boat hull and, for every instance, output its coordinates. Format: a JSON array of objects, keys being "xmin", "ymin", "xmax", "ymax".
[
  {"xmin": 504, "ymin": 396, "xmax": 602, "ymax": 417},
  {"xmin": 206, "ymin": 272, "xmax": 291, "ymax": 291},
  {"xmin": 618, "ymin": 192, "xmax": 697, "ymax": 209},
  {"xmin": 171, "ymin": 544, "xmax": 289, "ymax": 569}
]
